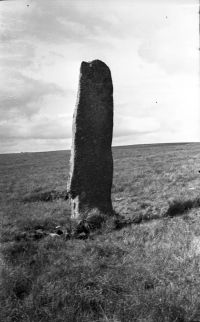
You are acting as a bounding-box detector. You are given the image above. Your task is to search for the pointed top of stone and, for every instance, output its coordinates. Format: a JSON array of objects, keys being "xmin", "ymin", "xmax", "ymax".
[
  {"xmin": 80, "ymin": 59, "xmax": 112, "ymax": 84},
  {"xmin": 81, "ymin": 59, "xmax": 109, "ymax": 68}
]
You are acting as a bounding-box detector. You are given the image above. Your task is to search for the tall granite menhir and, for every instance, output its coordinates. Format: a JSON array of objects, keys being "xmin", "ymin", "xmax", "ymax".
[{"xmin": 68, "ymin": 60, "xmax": 113, "ymax": 219}]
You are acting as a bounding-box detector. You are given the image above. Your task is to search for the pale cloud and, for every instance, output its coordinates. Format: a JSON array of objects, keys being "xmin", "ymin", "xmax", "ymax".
[
  {"xmin": 138, "ymin": 4, "xmax": 198, "ymax": 75},
  {"xmin": 0, "ymin": 114, "xmax": 72, "ymax": 140},
  {"xmin": 0, "ymin": 0, "xmax": 114, "ymax": 45},
  {"xmin": 114, "ymin": 114, "xmax": 160, "ymax": 137},
  {"xmin": 0, "ymin": 71, "xmax": 64, "ymax": 119}
]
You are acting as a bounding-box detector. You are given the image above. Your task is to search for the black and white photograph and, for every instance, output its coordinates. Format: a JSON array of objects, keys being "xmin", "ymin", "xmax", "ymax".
[{"xmin": 0, "ymin": 0, "xmax": 199, "ymax": 321}]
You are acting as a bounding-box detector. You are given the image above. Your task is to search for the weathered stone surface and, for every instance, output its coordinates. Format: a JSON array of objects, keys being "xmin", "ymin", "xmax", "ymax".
[{"xmin": 68, "ymin": 59, "xmax": 114, "ymax": 219}]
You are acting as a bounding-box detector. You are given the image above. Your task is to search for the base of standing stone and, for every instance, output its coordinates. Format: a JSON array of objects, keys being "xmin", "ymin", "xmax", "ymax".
[{"xmin": 70, "ymin": 194, "xmax": 113, "ymax": 220}]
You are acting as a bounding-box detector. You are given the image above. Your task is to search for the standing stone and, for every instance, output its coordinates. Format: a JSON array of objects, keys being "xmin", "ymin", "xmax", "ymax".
[{"xmin": 67, "ymin": 59, "xmax": 114, "ymax": 220}]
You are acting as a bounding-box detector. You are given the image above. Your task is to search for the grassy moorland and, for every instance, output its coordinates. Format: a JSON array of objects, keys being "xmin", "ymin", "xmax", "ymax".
[{"xmin": 1, "ymin": 143, "xmax": 200, "ymax": 321}]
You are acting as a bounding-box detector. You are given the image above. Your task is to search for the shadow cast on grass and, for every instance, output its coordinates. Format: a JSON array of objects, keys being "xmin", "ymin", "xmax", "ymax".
[
  {"xmin": 113, "ymin": 213, "xmax": 159, "ymax": 230},
  {"xmin": 19, "ymin": 193, "xmax": 200, "ymax": 238},
  {"xmin": 22, "ymin": 189, "xmax": 68, "ymax": 203},
  {"xmin": 164, "ymin": 197, "xmax": 200, "ymax": 218},
  {"xmin": 114, "ymin": 197, "xmax": 200, "ymax": 230}
]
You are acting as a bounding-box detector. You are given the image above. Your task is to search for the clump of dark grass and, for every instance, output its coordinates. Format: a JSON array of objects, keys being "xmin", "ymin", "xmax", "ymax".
[
  {"xmin": 1, "ymin": 219, "xmax": 56, "ymax": 243},
  {"xmin": 165, "ymin": 197, "xmax": 200, "ymax": 218},
  {"xmin": 1, "ymin": 266, "xmax": 33, "ymax": 300},
  {"xmin": 22, "ymin": 189, "xmax": 68, "ymax": 203},
  {"xmin": 150, "ymin": 303, "xmax": 187, "ymax": 322},
  {"xmin": 0, "ymin": 205, "xmax": 72, "ymax": 244},
  {"xmin": 1, "ymin": 239, "xmax": 38, "ymax": 264}
]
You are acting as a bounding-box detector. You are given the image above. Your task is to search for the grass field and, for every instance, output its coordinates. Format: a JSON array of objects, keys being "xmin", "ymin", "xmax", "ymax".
[{"xmin": 1, "ymin": 142, "xmax": 200, "ymax": 322}]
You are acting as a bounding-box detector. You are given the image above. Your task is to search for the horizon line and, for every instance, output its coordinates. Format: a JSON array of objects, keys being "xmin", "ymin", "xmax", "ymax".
[{"xmin": 0, "ymin": 141, "xmax": 199, "ymax": 156}]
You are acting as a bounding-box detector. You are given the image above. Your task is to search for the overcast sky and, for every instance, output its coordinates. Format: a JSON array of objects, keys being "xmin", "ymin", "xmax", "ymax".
[{"xmin": 0, "ymin": 0, "xmax": 199, "ymax": 153}]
